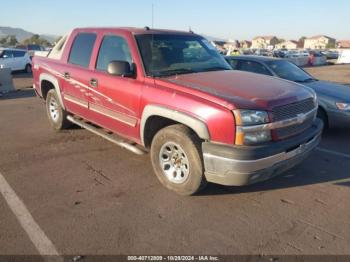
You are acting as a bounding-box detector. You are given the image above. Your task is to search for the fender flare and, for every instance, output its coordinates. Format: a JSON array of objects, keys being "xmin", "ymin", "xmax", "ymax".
[
  {"xmin": 140, "ymin": 105, "xmax": 210, "ymax": 146},
  {"xmin": 39, "ymin": 73, "xmax": 65, "ymax": 109}
]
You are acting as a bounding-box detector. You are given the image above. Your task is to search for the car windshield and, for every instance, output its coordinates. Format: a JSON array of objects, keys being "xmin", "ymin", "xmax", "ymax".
[
  {"xmin": 28, "ymin": 45, "xmax": 42, "ymax": 51},
  {"xmin": 135, "ymin": 34, "xmax": 231, "ymax": 77},
  {"xmin": 266, "ymin": 60, "xmax": 316, "ymax": 82}
]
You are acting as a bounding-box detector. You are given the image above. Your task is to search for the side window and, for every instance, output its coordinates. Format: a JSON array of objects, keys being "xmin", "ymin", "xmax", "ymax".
[
  {"xmin": 238, "ymin": 61, "xmax": 272, "ymax": 76},
  {"xmin": 68, "ymin": 33, "xmax": 97, "ymax": 68},
  {"xmin": 13, "ymin": 51, "xmax": 26, "ymax": 57},
  {"xmin": 227, "ymin": 59, "xmax": 239, "ymax": 69},
  {"xmin": 2, "ymin": 50, "xmax": 14, "ymax": 58},
  {"xmin": 96, "ymin": 35, "xmax": 132, "ymax": 71}
]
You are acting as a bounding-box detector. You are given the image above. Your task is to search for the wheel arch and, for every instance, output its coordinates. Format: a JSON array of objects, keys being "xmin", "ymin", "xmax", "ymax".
[
  {"xmin": 39, "ymin": 73, "xmax": 65, "ymax": 109},
  {"xmin": 140, "ymin": 105, "xmax": 210, "ymax": 148}
]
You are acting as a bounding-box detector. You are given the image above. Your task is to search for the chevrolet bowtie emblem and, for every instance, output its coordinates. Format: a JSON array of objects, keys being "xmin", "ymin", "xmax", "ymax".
[{"xmin": 296, "ymin": 113, "xmax": 307, "ymax": 124}]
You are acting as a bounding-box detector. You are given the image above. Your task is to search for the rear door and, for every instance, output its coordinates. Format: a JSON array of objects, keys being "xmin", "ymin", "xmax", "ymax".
[
  {"xmin": 86, "ymin": 33, "xmax": 142, "ymax": 140},
  {"xmin": 61, "ymin": 32, "xmax": 97, "ymax": 118},
  {"xmin": 13, "ymin": 50, "xmax": 27, "ymax": 70}
]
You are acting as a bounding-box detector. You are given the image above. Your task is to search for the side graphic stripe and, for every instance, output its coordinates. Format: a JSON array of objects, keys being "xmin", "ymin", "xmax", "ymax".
[
  {"xmin": 90, "ymin": 103, "xmax": 137, "ymax": 127},
  {"xmin": 64, "ymin": 94, "xmax": 88, "ymax": 108}
]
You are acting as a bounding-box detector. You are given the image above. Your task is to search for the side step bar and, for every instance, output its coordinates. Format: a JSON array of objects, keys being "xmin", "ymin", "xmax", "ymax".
[{"xmin": 67, "ymin": 115, "xmax": 145, "ymax": 155}]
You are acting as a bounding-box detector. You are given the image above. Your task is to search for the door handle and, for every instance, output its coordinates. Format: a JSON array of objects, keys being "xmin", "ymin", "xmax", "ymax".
[
  {"xmin": 64, "ymin": 72, "xmax": 70, "ymax": 79},
  {"xmin": 90, "ymin": 78, "xmax": 98, "ymax": 88}
]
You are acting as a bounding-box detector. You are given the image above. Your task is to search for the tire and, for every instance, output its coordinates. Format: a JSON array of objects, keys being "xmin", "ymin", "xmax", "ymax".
[
  {"xmin": 46, "ymin": 89, "xmax": 71, "ymax": 130},
  {"xmin": 317, "ymin": 108, "xmax": 328, "ymax": 129},
  {"xmin": 150, "ymin": 124, "xmax": 207, "ymax": 195},
  {"xmin": 25, "ymin": 64, "xmax": 32, "ymax": 74}
]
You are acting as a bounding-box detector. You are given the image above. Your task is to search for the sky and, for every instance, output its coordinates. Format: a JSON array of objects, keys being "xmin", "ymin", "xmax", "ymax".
[{"xmin": 1, "ymin": 0, "xmax": 349, "ymax": 40}]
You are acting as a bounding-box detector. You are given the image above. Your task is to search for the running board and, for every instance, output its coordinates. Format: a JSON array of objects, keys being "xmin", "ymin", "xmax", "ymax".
[{"xmin": 67, "ymin": 115, "xmax": 145, "ymax": 155}]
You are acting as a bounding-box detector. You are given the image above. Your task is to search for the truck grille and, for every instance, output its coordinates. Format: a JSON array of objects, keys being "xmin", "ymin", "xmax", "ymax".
[
  {"xmin": 272, "ymin": 98, "xmax": 315, "ymax": 121},
  {"xmin": 272, "ymin": 98, "xmax": 316, "ymax": 139},
  {"xmin": 275, "ymin": 117, "xmax": 314, "ymax": 139}
]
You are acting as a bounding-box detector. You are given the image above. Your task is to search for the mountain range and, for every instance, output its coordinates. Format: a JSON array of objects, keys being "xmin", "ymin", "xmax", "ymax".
[{"xmin": 0, "ymin": 26, "xmax": 58, "ymax": 43}]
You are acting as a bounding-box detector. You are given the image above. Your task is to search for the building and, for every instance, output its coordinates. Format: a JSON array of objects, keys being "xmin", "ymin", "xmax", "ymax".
[
  {"xmin": 304, "ymin": 35, "xmax": 336, "ymax": 49},
  {"xmin": 275, "ymin": 40, "xmax": 299, "ymax": 49},
  {"xmin": 337, "ymin": 40, "xmax": 350, "ymax": 49},
  {"xmin": 240, "ymin": 40, "xmax": 252, "ymax": 49},
  {"xmin": 251, "ymin": 36, "xmax": 279, "ymax": 49}
]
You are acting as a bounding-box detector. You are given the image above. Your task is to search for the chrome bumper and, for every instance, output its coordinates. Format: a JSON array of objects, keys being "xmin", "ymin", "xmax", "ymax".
[{"xmin": 203, "ymin": 120, "xmax": 323, "ymax": 186}]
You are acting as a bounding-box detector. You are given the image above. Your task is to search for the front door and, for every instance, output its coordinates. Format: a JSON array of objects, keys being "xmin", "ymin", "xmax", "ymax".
[
  {"xmin": 0, "ymin": 50, "xmax": 15, "ymax": 70},
  {"xmin": 87, "ymin": 34, "xmax": 142, "ymax": 141}
]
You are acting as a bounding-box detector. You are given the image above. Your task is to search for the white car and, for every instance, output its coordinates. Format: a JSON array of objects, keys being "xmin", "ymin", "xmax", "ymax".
[{"xmin": 0, "ymin": 48, "xmax": 32, "ymax": 73}]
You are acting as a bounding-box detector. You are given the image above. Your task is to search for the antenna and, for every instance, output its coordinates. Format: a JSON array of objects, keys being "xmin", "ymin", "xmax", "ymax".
[{"xmin": 152, "ymin": 3, "xmax": 154, "ymax": 28}]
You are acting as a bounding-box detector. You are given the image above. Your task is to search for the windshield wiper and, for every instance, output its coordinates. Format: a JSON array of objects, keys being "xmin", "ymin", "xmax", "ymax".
[
  {"xmin": 154, "ymin": 68, "xmax": 196, "ymax": 77},
  {"xmin": 201, "ymin": 66, "xmax": 231, "ymax": 72}
]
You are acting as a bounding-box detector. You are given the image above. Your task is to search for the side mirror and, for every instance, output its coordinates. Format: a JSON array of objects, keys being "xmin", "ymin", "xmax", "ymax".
[{"xmin": 107, "ymin": 61, "xmax": 134, "ymax": 77}]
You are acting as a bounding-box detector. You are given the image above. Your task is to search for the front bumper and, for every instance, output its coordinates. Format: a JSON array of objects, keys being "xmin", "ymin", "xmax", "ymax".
[{"xmin": 202, "ymin": 118, "xmax": 323, "ymax": 186}]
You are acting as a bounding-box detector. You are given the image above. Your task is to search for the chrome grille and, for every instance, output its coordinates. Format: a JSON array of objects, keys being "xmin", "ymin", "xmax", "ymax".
[
  {"xmin": 272, "ymin": 98, "xmax": 315, "ymax": 121},
  {"xmin": 272, "ymin": 98, "xmax": 316, "ymax": 139},
  {"xmin": 275, "ymin": 117, "xmax": 314, "ymax": 139}
]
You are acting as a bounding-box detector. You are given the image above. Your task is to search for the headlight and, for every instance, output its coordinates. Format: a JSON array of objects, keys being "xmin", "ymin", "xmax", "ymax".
[
  {"xmin": 233, "ymin": 110, "xmax": 271, "ymax": 145},
  {"xmin": 233, "ymin": 110, "xmax": 269, "ymax": 126},
  {"xmin": 336, "ymin": 103, "xmax": 350, "ymax": 111}
]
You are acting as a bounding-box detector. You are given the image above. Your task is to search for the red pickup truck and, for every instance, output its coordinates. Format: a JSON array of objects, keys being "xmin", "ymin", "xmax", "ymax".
[{"xmin": 32, "ymin": 27, "xmax": 323, "ymax": 195}]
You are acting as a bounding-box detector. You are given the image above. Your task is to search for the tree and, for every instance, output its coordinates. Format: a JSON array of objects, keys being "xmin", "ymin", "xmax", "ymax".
[
  {"xmin": 8, "ymin": 35, "xmax": 18, "ymax": 46},
  {"xmin": 21, "ymin": 34, "xmax": 51, "ymax": 47},
  {"xmin": 0, "ymin": 35, "xmax": 18, "ymax": 47}
]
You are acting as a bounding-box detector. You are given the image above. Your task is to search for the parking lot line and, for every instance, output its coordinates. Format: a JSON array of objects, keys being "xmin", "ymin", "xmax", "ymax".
[
  {"xmin": 0, "ymin": 171, "xmax": 62, "ymax": 260},
  {"xmin": 316, "ymin": 147, "xmax": 350, "ymax": 159}
]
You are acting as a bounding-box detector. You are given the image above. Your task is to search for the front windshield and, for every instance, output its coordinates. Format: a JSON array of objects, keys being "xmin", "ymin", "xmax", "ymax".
[
  {"xmin": 135, "ymin": 34, "xmax": 231, "ymax": 77},
  {"xmin": 266, "ymin": 60, "xmax": 315, "ymax": 82}
]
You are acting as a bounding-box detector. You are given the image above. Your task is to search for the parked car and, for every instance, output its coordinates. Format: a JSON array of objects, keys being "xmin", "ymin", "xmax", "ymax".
[
  {"xmin": 0, "ymin": 48, "xmax": 32, "ymax": 72},
  {"xmin": 320, "ymin": 50, "xmax": 339, "ymax": 60},
  {"xmin": 308, "ymin": 50, "xmax": 327, "ymax": 65},
  {"xmin": 225, "ymin": 55, "xmax": 350, "ymax": 128},
  {"xmin": 32, "ymin": 27, "xmax": 322, "ymax": 195},
  {"xmin": 255, "ymin": 49, "xmax": 271, "ymax": 56}
]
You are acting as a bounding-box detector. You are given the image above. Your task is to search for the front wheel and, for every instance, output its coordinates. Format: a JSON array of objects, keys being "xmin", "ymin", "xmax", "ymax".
[
  {"xmin": 25, "ymin": 64, "xmax": 32, "ymax": 74},
  {"xmin": 150, "ymin": 124, "xmax": 207, "ymax": 195},
  {"xmin": 46, "ymin": 89, "xmax": 71, "ymax": 130}
]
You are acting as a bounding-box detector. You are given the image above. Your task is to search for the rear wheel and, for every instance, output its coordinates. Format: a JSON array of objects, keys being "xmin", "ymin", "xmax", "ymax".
[
  {"xmin": 46, "ymin": 89, "xmax": 71, "ymax": 130},
  {"xmin": 150, "ymin": 124, "xmax": 207, "ymax": 195}
]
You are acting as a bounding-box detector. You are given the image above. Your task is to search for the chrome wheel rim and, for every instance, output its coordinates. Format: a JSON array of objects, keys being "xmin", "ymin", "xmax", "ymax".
[
  {"xmin": 159, "ymin": 142, "xmax": 190, "ymax": 184},
  {"xmin": 49, "ymin": 96, "xmax": 59, "ymax": 122}
]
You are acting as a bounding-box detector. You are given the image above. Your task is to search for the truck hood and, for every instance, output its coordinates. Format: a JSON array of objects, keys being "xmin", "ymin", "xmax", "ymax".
[{"xmin": 157, "ymin": 70, "xmax": 313, "ymax": 110}]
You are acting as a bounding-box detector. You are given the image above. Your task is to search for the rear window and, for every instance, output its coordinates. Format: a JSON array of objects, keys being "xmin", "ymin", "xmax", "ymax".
[
  {"xmin": 238, "ymin": 60, "xmax": 272, "ymax": 76},
  {"xmin": 68, "ymin": 33, "xmax": 97, "ymax": 68}
]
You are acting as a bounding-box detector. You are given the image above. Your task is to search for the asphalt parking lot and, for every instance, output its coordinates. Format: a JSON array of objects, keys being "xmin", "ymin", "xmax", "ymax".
[{"xmin": 0, "ymin": 67, "xmax": 350, "ymax": 258}]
